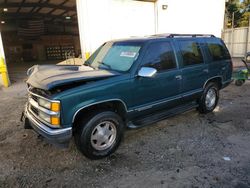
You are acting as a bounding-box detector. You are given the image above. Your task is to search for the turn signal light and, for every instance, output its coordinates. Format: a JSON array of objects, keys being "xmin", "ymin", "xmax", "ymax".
[
  {"xmin": 51, "ymin": 116, "xmax": 60, "ymax": 126},
  {"xmin": 51, "ymin": 102, "xmax": 60, "ymax": 112}
]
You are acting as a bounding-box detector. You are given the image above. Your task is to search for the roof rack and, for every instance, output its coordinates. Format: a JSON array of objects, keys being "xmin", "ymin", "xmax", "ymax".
[{"xmin": 168, "ymin": 34, "xmax": 215, "ymax": 38}]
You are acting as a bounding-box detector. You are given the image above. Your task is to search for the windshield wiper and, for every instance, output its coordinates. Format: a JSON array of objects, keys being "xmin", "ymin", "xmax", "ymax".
[
  {"xmin": 85, "ymin": 61, "xmax": 95, "ymax": 69},
  {"xmin": 98, "ymin": 61, "xmax": 112, "ymax": 69}
]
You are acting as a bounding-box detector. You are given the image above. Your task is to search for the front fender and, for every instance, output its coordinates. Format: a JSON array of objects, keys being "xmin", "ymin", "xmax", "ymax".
[
  {"xmin": 61, "ymin": 97, "xmax": 128, "ymax": 127},
  {"xmin": 71, "ymin": 98, "xmax": 128, "ymax": 123}
]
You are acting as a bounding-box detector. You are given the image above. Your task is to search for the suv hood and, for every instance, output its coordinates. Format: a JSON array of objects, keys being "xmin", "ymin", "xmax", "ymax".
[{"xmin": 27, "ymin": 65, "xmax": 120, "ymax": 90}]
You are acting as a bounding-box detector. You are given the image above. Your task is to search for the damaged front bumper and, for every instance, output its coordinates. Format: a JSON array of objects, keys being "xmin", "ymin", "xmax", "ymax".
[{"xmin": 22, "ymin": 105, "xmax": 72, "ymax": 147}]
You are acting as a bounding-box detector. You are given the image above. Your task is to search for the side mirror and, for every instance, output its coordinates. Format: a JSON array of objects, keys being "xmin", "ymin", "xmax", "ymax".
[
  {"xmin": 246, "ymin": 52, "xmax": 250, "ymax": 63},
  {"xmin": 138, "ymin": 67, "xmax": 157, "ymax": 78}
]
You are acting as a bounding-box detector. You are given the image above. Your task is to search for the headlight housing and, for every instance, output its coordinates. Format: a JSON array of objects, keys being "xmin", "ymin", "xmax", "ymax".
[
  {"xmin": 37, "ymin": 98, "xmax": 60, "ymax": 126},
  {"xmin": 38, "ymin": 98, "xmax": 51, "ymax": 109},
  {"xmin": 38, "ymin": 111, "xmax": 51, "ymax": 123},
  {"xmin": 38, "ymin": 98, "xmax": 60, "ymax": 112},
  {"xmin": 38, "ymin": 111, "xmax": 60, "ymax": 126}
]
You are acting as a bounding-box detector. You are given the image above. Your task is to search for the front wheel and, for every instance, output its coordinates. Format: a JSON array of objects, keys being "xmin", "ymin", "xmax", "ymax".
[
  {"xmin": 198, "ymin": 82, "xmax": 219, "ymax": 114},
  {"xmin": 74, "ymin": 111, "xmax": 124, "ymax": 160}
]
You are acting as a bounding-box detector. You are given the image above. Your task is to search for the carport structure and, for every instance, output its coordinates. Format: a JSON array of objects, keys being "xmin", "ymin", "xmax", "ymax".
[
  {"xmin": 0, "ymin": 0, "xmax": 80, "ymax": 85},
  {"xmin": 0, "ymin": 0, "xmax": 77, "ymax": 24}
]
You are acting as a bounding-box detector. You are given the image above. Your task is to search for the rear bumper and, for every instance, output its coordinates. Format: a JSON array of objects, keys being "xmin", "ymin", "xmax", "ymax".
[{"xmin": 23, "ymin": 106, "xmax": 72, "ymax": 147}]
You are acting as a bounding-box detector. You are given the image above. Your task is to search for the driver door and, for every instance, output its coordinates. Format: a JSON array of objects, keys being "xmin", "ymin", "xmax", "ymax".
[{"xmin": 131, "ymin": 41, "xmax": 182, "ymax": 114}]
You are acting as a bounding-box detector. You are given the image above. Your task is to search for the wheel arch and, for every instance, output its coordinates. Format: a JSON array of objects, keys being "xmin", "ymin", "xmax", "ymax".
[
  {"xmin": 203, "ymin": 76, "xmax": 223, "ymax": 89},
  {"xmin": 72, "ymin": 99, "xmax": 128, "ymax": 125}
]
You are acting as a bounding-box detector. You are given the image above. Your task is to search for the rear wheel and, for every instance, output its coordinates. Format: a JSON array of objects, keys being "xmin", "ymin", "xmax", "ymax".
[
  {"xmin": 198, "ymin": 82, "xmax": 219, "ymax": 114},
  {"xmin": 74, "ymin": 111, "xmax": 124, "ymax": 160}
]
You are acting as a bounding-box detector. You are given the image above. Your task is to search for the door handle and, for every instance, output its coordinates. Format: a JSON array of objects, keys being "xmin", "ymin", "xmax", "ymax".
[
  {"xmin": 203, "ymin": 69, "xmax": 209, "ymax": 73},
  {"xmin": 175, "ymin": 75, "xmax": 182, "ymax": 80}
]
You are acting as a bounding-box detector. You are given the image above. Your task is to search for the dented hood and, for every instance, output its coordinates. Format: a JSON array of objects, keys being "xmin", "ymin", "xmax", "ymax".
[{"xmin": 26, "ymin": 65, "xmax": 120, "ymax": 90}]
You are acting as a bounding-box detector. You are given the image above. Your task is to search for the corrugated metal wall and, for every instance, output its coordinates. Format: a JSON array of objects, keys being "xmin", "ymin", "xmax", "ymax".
[{"xmin": 222, "ymin": 26, "xmax": 250, "ymax": 57}]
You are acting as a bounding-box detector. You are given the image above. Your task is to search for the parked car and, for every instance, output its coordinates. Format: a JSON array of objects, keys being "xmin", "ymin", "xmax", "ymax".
[{"xmin": 22, "ymin": 34, "xmax": 233, "ymax": 159}]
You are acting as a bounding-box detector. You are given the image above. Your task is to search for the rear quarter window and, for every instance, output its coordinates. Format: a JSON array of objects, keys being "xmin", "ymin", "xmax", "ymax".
[
  {"xmin": 178, "ymin": 40, "xmax": 204, "ymax": 66},
  {"xmin": 207, "ymin": 39, "xmax": 231, "ymax": 61}
]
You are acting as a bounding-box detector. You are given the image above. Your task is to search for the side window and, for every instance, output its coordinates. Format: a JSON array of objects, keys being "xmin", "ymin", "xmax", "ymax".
[
  {"xmin": 142, "ymin": 42, "xmax": 176, "ymax": 71},
  {"xmin": 207, "ymin": 40, "xmax": 231, "ymax": 61},
  {"xmin": 179, "ymin": 41, "xmax": 204, "ymax": 66}
]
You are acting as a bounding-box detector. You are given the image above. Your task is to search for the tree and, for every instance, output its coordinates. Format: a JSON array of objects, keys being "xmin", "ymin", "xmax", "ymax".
[
  {"xmin": 225, "ymin": 0, "xmax": 242, "ymax": 28},
  {"xmin": 239, "ymin": 0, "xmax": 250, "ymax": 27}
]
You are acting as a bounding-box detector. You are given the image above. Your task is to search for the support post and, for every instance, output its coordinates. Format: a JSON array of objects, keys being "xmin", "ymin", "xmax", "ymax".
[
  {"xmin": 231, "ymin": 12, "xmax": 234, "ymax": 57},
  {"xmin": 76, "ymin": 0, "xmax": 91, "ymax": 61},
  {"xmin": 154, "ymin": 1, "xmax": 159, "ymax": 34},
  {"xmin": 0, "ymin": 32, "xmax": 10, "ymax": 87},
  {"xmin": 247, "ymin": 16, "xmax": 250, "ymax": 54}
]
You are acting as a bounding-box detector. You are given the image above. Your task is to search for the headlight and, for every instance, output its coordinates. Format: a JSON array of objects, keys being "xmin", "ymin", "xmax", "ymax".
[
  {"xmin": 38, "ymin": 98, "xmax": 60, "ymax": 112},
  {"xmin": 38, "ymin": 98, "xmax": 51, "ymax": 109},
  {"xmin": 38, "ymin": 111, "xmax": 60, "ymax": 126},
  {"xmin": 37, "ymin": 98, "xmax": 61, "ymax": 127}
]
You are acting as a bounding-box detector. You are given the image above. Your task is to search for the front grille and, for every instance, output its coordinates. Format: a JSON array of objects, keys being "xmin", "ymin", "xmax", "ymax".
[
  {"xmin": 30, "ymin": 105, "xmax": 39, "ymax": 116},
  {"xmin": 29, "ymin": 87, "xmax": 50, "ymax": 98},
  {"xmin": 28, "ymin": 91, "xmax": 40, "ymax": 119},
  {"xmin": 30, "ymin": 94, "xmax": 38, "ymax": 102},
  {"xmin": 27, "ymin": 88, "xmax": 60, "ymax": 127}
]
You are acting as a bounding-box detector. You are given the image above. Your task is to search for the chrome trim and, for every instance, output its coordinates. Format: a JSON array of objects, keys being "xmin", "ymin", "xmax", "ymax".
[
  {"xmin": 28, "ymin": 105, "xmax": 58, "ymax": 128},
  {"xmin": 72, "ymin": 99, "xmax": 129, "ymax": 123},
  {"xmin": 28, "ymin": 89, "xmax": 60, "ymax": 103},
  {"xmin": 203, "ymin": 76, "xmax": 223, "ymax": 88},
  {"xmin": 182, "ymin": 89, "xmax": 203, "ymax": 97},
  {"xmin": 175, "ymin": 75, "xmax": 182, "ymax": 80},
  {"xmin": 138, "ymin": 67, "xmax": 157, "ymax": 78},
  {"xmin": 26, "ymin": 109, "xmax": 72, "ymax": 136},
  {"xmin": 136, "ymin": 106, "xmax": 153, "ymax": 112},
  {"xmin": 133, "ymin": 95, "xmax": 181, "ymax": 112},
  {"xmin": 27, "ymin": 89, "xmax": 61, "ymax": 128},
  {"xmin": 132, "ymin": 89, "xmax": 203, "ymax": 112},
  {"xmin": 29, "ymin": 98, "xmax": 59, "ymax": 116}
]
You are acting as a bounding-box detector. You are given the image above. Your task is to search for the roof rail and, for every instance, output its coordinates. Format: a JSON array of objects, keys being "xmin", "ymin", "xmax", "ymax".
[{"xmin": 168, "ymin": 34, "xmax": 215, "ymax": 38}]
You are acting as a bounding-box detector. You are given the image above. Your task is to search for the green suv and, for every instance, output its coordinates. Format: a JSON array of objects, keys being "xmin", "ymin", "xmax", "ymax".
[{"xmin": 22, "ymin": 34, "xmax": 232, "ymax": 159}]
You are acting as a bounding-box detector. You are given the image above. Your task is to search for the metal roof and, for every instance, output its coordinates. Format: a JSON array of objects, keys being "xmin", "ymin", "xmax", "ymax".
[{"xmin": 0, "ymin": 0, "xmax": 77, "ymax": 24}]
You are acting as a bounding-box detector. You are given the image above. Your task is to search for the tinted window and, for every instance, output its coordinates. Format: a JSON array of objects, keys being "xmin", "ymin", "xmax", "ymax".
[
  {"xmin": 207, "ymin": 40, "xmax": 230, "ymax": 61},
  {"xmin": 179, "ymin": 41, "xmax": 204, "ymax": 66},
  {"xmin": 143, "ymin": 42, "xmax": 176, "ymax": 71}
]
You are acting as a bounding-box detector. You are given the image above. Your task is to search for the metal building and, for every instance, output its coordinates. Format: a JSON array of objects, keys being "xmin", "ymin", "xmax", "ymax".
[{"xmin": 0, "ymin": 0, "xmax": 226, "ymax": 87}]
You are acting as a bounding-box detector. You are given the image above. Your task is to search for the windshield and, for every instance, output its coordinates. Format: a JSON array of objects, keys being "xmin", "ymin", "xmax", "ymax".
[{"xmin": 86, "ymin": 42, "xmax": 142, "ymax": 72}]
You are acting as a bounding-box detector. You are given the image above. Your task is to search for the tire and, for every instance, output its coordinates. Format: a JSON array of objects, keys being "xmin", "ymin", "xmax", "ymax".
[
  {"xmin": 235, "ymin": 79, "xmax": 245, "ymax": 86},
  {"xmin": 74, "ymin": 111, "xmax": 125, "ymax": 160},
  {"xmin": 198, "ymin": 82, "xmax": 219, "ymax": 114}
]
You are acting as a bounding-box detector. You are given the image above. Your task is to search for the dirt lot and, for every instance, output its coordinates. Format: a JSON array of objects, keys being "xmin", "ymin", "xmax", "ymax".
[{"xmin": 0, "ymin": 72, "xmax": 250, "ymax": 187}]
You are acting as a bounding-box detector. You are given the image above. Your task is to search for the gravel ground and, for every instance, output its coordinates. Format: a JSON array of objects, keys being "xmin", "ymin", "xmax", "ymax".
[{"xmin": 0, "ymin": 66, "xmax": 250, "ymax": 187}]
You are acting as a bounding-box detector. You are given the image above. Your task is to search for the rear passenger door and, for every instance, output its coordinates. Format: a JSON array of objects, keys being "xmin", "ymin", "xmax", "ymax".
[
  {"xmin": 205, "ymin": 38, "xmax": 232, "ymax": 83},
  {"xmin": 176, "ymin": 39, "xmax": 208, "ymax": 101}
]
